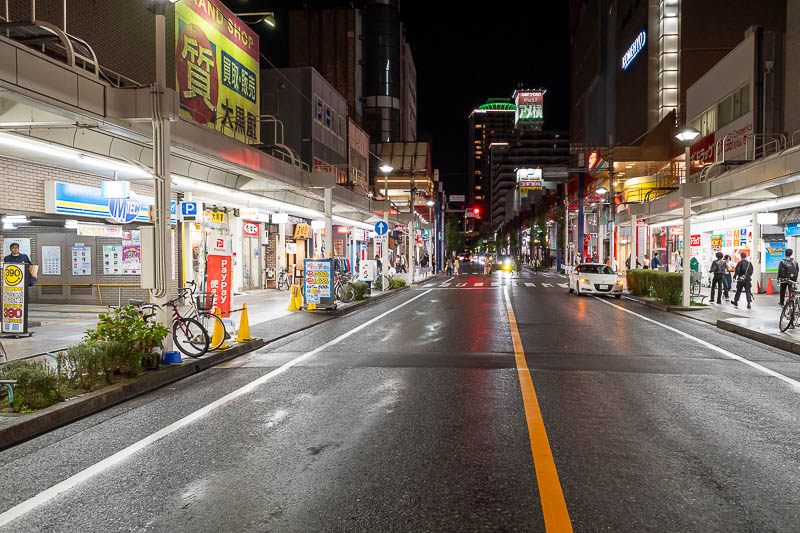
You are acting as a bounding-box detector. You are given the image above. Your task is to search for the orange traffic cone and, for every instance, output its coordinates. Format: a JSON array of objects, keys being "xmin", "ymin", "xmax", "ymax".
[
  {"xmin": 235, "ymin": 303, "xmax": 252, "ymax": 342},
  {"xmin": 766, "ymin": 277, "xmax": 774, "ymax": 295}
]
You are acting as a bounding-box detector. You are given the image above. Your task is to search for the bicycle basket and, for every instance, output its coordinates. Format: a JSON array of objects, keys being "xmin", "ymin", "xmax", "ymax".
[{"xmin": 197, "ymin": 292, "xmax": 216, "ymax": 312}]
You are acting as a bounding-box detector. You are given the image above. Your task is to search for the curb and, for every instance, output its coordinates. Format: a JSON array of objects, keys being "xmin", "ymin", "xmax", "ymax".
[
  {"xmin": 0, "ymin": 339, "xmax": 264, "ymax": 450},
  {"xmin": 716, "ymin": 319, "xmax": 800, "ymax": 355},
  {"xmin": 623, "ymin": 295, "xmax": 702, "ymax": 312},
  {"xmin": 0, "ymin": 287, "xmax": 415, "ymax": 450}
]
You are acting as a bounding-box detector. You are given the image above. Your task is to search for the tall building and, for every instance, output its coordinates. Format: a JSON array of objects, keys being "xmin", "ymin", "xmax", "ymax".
[
  {"xmin": 491, "ymin": 132, "xmax": 570, "ymax": 229},
  {"xmin": 569, "ymin": 0, "xmax": 787, "ymax": 147},
  {"xmin": 288, "ymin": 1, "xmax": 417, "ymax": 143},
  {"xmin": 468, "ymin": 98, "xmax": 515, "ymax": 213}
]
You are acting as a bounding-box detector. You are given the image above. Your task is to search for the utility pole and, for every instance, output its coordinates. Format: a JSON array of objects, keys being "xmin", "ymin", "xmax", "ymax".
[
  {"xmin": 608, "ymin": 134, "xmax": 616, "ymax": 269},
  {"xmin": 409, "ymin": 177, "xmax": 416, "ymax": 284}
]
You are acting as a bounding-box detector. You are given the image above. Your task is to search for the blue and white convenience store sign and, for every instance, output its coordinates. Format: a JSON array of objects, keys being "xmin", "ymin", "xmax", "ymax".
[{"xmin": 45, "ymin": 181, "xmax": 176, "ymax": 224}]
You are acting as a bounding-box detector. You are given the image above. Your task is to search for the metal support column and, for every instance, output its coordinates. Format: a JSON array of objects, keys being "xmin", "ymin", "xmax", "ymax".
[
  {"xmin": 682, "ymin": 198, "xmax": 691, "ymax": 306},
  {"xmin": 577, "ymin": 173, "xmax": 585, "ymax": 262},
  {"xmin": 752, "ymin": 211, "xmax": 761, "ymax": 292},
  {"xmin": 324, "ymin": 188, "xmax": 333, "ymax": 258}
]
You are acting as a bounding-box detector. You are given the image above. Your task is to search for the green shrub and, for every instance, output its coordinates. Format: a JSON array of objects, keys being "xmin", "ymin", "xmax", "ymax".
[
  {"xmin": 352, "ymin": 282, "xmax": 370, "ymax": 300},
  {"xmin": 392, "ymin": 279, "xmax": 407, "ymax": 289},
  {"xmin": 63, "ymin": 343, "xmax": 103, "ymax": 392},
  {"xmin": 84, "ymin": 305, "xmax": 168, "ymax": 370},
  {"xmin": 626, "ymin": 269, "xmax": 682, "ymax": 306},
  {"xmin": 1, "ymin": 360, "xmax": 65, "ymax": 411}
]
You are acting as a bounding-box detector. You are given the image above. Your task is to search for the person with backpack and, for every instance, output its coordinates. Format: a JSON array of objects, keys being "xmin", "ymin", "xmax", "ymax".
[
  {"xmin": 709, "ymin": 252, "xmax": 727, "ymax": 304},
  {"xmin": 778, "ymin": 248, "xmax": 799, "ymax": 307},
  {"xmin": 731, "ymin": 252, "xmax": 755, "ymax": 308}
]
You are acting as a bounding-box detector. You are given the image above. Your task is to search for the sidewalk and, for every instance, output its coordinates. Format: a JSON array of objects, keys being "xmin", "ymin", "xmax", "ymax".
[
  {"xmin": 0, "ymin": 284, "xmax": 424, "ymax": 362},
  {"xmin": 646, "ymin": 283, "xmax": 800, "ymax": 353}
]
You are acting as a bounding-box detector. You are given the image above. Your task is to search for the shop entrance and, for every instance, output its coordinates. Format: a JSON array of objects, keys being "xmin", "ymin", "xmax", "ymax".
[{"xmin": 241, "ymin": 235, "xmax": 261, "ymax": 290}]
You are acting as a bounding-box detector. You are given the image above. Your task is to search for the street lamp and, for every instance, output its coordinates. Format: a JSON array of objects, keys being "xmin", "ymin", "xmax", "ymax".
[
  {"xmin": 235, "ymin": 12, "xmax": 276, "ymax": 28},
  {"xmin": 675, "ymin": 124, "xmax": 700, "ymax": 307},
  {"xmin": 596, "ymin": 186, "xmax": 608, "ymax": 195}
]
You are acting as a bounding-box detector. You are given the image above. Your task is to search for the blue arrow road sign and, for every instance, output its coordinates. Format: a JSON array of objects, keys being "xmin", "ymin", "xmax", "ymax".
[{"xmin": 374, "ymin": 221, "xmax": 388, "ymax": 235}]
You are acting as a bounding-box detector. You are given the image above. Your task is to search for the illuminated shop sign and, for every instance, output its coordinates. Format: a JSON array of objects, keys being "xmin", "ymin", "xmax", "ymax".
[{"xmin": 621, "ymin": 30, "xmax": 646, "ymax": 71}]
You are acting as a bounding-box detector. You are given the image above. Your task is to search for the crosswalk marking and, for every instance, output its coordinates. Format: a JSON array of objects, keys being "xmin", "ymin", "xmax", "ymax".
[
  {"xmin": 491, "ymin": 282, "xmax": 500, "ymax": 287},
  {"xmin": 558, "ymin": 283, "xmax": 568, "ymax": 288},
  {"xmin": 525, "ymin": 282, "xmax": 536, "ymax": 287},
  {"xmin": 474, "ymin": 282, "xmax": 484, "ymax": 287},
  {"xmin": 441, "ymin": 282, "xmax": 451, "ymax": 287},
  {"xmin": 541, "ymin": 283, "xmax": 552, "ymax": 287},
  {"xmin": 456, "ymin": 282, "xmax": 467, "ymax": 287}
]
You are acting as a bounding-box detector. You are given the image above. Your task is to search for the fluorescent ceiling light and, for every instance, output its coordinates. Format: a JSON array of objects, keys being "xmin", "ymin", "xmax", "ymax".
[
  {"xmin": 0, "ymin": 132, "xmax": 150, "ymax": 178},
  {"xmin": 596, "ymin": 187, "xmax": 608, "ymax": 194},
  {"xmin": 379, "ymin": 165, "xmax": 394, "ymax": 173}
]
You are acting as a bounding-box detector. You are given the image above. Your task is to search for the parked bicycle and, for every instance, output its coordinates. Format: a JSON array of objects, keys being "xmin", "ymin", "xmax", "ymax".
[
  {"xmin": 276, "ymin": 267, "xmax": 291, "ymax": 291},
  {"xmin": 129, "ymin": 298, "xmax": 209, "ymax": 358},
  {"xmin": 183, "ymin": 281, "xmax": 228, "ymax": 351},
  {"xmin": 333, "ymin": 271, "xmax": 356, "ymax": 303},
  {"xmin": 372, "ymin": 271, "xmax": 395, "ymax": 291}
]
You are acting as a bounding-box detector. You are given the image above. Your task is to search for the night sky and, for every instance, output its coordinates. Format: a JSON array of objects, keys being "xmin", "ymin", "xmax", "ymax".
[{"xmin": 221, "ymin": 1, "xmax": 571, "ymax": 196}]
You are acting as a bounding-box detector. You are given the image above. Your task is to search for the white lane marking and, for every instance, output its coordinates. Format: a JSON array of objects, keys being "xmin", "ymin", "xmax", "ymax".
[
  {"xmin": 0, "ymin": 290, "xmax": 435, "ymax": 528},
  {"xmin": 525, "ymin": 282, "xmax": 536, "ymax": 287},
  {"xmin": 558, "ymin": 283, "xmax": 568, "ymax": 288},
  {"xmin": 440, "ymin": 283, "xmax": 451, "ymax": 287},
  {"xmin": 456, "ymin": 283, "xmax": 467, "ymax": 287},
  {"xmin": 443, "ymin": 276, "xmax": 455, "ymax": 283},
  {"xmin": 491, "ymin": 282, "xmax": 500, "ymax": 287},
  {"xmin": 594, "ymin": 297, "xmax": 800, "ymax": 392},
  {"xmin": 474, "ymin": 282, "xmax": 484, "ymax": 287},
  {"xmin": 541, "ymin": 283, "xmax": 552, "ymax": 288}
]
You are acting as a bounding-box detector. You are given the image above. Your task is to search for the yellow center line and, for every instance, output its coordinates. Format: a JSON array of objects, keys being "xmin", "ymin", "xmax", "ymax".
[{"xmin": 503, "ymin": 286, "xmax": 573, "ymax": 532}]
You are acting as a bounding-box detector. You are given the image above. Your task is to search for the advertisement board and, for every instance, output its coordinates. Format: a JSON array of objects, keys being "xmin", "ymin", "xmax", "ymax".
[
  {"xmin": 175, "ymin": 0, "xmax": 260, "ymax": 144},
  {"xmin": 46, "ymin": 181, "xmax": 177, "ymax": 224},
  {"xmin": 765, "ymin": 242, "xmax": 786, "ymax": 273},
  {"xmin": 206, "ymin": 234, "xmax": 232, "ymax": 316},
  {"xmin": 517, "ymin": 168, "xmax": 543, "ymax": 194},
  {"xmin": 514, "ymin": 90, "xmax": 545, "ymax": 127},
  {"xmin": 304, "ymin": 259, "xmax": 333, "ymax": 306},
  {"xmin": 2, "ymin": 263, "xmax": 27, "ymax": 334},
  {"xmin": 689, "ymin": 113, "xmax": 754, "ymax": 175}
]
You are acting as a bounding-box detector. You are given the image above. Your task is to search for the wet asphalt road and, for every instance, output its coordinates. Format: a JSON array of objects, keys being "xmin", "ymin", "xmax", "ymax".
[{"xmin": 3, "ymin": 264, "xmax": 800, "ymax": 532}]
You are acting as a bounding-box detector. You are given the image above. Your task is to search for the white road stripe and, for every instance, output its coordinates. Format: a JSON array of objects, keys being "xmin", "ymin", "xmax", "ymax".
[
  {"xmin": 0, "ymin": 290, "xmax": 435, "ymax": 528},
  {"xmin": 474, "ymin": 282, "xmax": 484, "ymax": 287},
  {"xmin": 456, "ymin": 283, "xmax": 467, "ymax": 287},
  {"xmin": 491, "ymin": 282, "xmax": 500, "ymax": 287},
  {"xmin": 443, "ymin": 276, "xmax": 455, "ymax": 283},
  {"xmin": 558, "ymin": 283, "xmax": 568, "ymax": 288},
  {"xmin": 525, "ymin": 282, "xmax": 536, "ymax": 287},
  {"xmin": 541, "ymin": 283, "xmax": 552, "ymax": 288},
  {"xmin": 440, "ymin": 283, "xmax": 451, "ymax": 287},
  {"xmin": 594, "ymin": 297, "xmax": 800, "ymax": 392}
]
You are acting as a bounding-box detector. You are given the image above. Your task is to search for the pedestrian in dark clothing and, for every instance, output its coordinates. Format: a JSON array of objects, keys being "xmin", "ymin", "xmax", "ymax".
[
  {"xmin": 722, "ymin": 254, "xmax": 733, "ymax": 300},
  {"xmin": 709, "ymin": 252, "xmax": 727, "ymax": 304},
  {"xmin": 731, "ymin": 252, "xmax": 754, "ymax": 308},
  {"xmin": 778, "ymin": 248, "xmax": 799, "ymax": 307}
]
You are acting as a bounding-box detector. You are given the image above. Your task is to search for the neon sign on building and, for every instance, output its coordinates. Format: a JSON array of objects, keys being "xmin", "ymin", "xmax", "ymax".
[{"xmin": 621, "ymin": 30, "xmax": 647, "ymax": 70}]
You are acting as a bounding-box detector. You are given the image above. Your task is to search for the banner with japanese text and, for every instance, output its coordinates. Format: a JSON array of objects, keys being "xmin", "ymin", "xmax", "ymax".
[
  {"xmin": 206, "ymin": 234, "xmax": 232, "ymax": 317},
  {"xmin": 175, "ymin": 0, "xmax": 260, "ymax": 144}
]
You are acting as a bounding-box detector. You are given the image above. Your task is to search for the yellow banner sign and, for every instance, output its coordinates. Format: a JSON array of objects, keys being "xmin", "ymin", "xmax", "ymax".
[{"xmin": 175, "ymin": 0, "xmax": 260, "ymax": 144}]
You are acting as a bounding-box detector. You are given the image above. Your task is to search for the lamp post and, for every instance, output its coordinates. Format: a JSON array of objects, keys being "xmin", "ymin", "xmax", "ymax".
[
  {"xmin": 675, "ymin": 124, "xmax": 701, "ymax": 307},
  {"xmin": 379, "ymin": 164, "xmax": 393, "ymax": 290}
]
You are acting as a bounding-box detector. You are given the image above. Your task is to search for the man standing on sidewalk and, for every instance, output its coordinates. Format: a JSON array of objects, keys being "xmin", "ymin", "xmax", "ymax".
[
  {"xmin": 709, "ymin": 252, "xmax": 727, "ymax": 304},
  {"xmin": 778, "ymin": 248, "xmax": 799, "ymax": 307},
  {"xmin": 731, "ymin": 252, "xmax": 754, "ymax": 309}
]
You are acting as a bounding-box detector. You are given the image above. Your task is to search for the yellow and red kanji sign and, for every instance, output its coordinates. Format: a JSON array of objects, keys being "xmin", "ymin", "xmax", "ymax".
[{"xmin": 175, "ymin": 0, "xmax": 260, "ymax": 144}]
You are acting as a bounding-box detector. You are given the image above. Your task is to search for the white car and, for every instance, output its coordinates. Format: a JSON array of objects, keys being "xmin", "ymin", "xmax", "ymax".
[{"xmin": 568, "ymin": 263, "xmax": 624, "ymax": 298}]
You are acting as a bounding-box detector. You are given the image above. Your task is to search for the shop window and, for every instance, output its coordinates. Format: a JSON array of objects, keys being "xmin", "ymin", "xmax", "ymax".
[
  {"xmin": 717, "ymin": 95, "xmax": 733, "ymax": 128},
  {"xmin": 734, "ymin": 84, "xmax": 750, "ymax": 119}
]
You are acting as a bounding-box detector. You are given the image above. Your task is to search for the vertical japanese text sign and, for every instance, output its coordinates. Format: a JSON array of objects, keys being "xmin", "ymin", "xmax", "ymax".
[
  {"xmin": 206, "ymin": 235, "xmax": 232, "ymax": 317},
  {"xmin": 175, "ymin": 0, "xmax": 260, "ymax": 143}
]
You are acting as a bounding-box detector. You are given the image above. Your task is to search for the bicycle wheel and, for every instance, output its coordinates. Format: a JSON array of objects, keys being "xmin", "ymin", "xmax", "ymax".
[
  {"xmin": 278, "ymin": 276, "xmax": 290, "ymax": 291},
  {"xmin": 200, "ymin": 312, "xmax": 228, "ymax": 351},
  {"xmin": 779, "ymin": 300, "xmax": 795, "ymax": 332},
  {"xmin": 172, "ymin": 317, "xmax": 209, "ymax": 358},
  {"xmin": 340, "ymin": 282, "xmax": 356, "ymax": 303}
]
